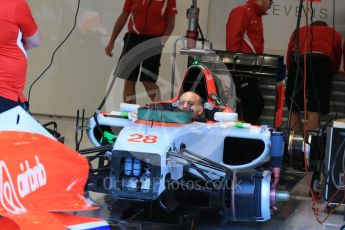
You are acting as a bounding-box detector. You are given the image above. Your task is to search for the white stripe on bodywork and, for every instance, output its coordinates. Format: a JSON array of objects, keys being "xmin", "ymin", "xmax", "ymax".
[
  {"xmin": 243, "ymin": 31, "xmax": 256, "ymax": 54},
  {"xmin": 68, "ymin": 221, "xmax": 109, "ymax": 230},
  {"xmin": 16, "ymin": 30, "xmax": 27, "ymax": 58}
]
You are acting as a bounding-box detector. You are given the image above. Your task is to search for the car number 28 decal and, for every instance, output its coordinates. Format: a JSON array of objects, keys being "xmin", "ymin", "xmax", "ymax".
[{"xmin": 127, "ymin": 134, "xmax": 158, "ymax": 144}]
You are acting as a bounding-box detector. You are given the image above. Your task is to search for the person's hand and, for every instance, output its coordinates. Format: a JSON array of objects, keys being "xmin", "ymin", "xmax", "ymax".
[
  {"xmin": 105, "ymin": 42, "xmax": 114, "ymax": 57},
  {"xmin": 160, "ymin": 36, "xmax": 168, "ymax": 46}
]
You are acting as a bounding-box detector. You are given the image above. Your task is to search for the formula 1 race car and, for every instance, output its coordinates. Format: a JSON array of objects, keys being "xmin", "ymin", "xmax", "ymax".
[
  {"xmin": 0, "ymin": 107, "xmax": 110, "ymax": 230},
  {"xmin": 85, "ymin": 64, "xmax": 290, "ymax": 228}
]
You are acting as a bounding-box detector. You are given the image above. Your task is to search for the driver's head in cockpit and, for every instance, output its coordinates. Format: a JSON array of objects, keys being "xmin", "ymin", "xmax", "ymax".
[{"xmin": 178, "ymin": 92, "xmax": 204, "ymax": 119}]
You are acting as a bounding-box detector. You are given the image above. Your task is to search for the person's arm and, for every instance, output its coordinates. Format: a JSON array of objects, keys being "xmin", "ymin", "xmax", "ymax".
[
  {"xmin": 226, "ymin": 7, "xmax": 248, "ymax": 52},
  {"xmin": 105, "ymin": 10, "xmax": 130, "ymax": 57},
  {"xmin": 160, "ymin": 0, "xmax": 177, "ymax": 45},
  {"xmin": 16, "ymin": 0, "xmax": 40, "ymax": 50},
  {"xmin": 332, "ymin": 32, "xmax": 342, "ymax": 73},
  {"xmin": 343, "ymin": 40, "xmax": 345, "ymax": 72},
  {"xmin": 286, "ymin": 32, "xmax": 295, "ymax": 70},
  {"xmin": 23, "ymin": 30, "xmax": 41, "ymax": 50},
  {"xmin": 160, "ymin": 15, "xmax": 175, "ymax": 45}
]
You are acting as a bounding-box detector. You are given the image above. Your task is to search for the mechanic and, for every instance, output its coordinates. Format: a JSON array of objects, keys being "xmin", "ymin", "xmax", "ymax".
[
  {"xmin": 226, "ymin": 0, "xmax": 272, "ymax": 124},
  {"xmin": 178, "ymin": 91, "xmax": 204, "ymax": 120},
  {"xmin": 285, "ymin": 20, "xmax": 342, "ymax": 133},
  {"xmin": 0, "ymin": 0, "xmax": 41, "ymax": 113},
  {"xmin": 105, "ymin": 0, "xmax": 177, "ymax": 104}
]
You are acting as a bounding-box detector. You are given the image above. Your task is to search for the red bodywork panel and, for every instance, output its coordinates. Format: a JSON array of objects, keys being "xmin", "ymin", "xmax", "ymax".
[{"xmin": 0, "ymin": 131, "xmax": 107, "ymax": 229}]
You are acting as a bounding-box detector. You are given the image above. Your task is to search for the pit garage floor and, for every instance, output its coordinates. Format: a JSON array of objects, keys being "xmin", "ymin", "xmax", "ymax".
[{"xmin": 34, "ymin": 115, "xmax": 345, "ymax": 230}]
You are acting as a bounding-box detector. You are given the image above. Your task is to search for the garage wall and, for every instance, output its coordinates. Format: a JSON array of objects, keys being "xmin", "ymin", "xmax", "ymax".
[
  {"xmin": 26, "ymin": 0, "xmax": 210, "ymax": 116},
  {"xmin": 26, "ymin": 0, "xmax": 344, "ymax": 117},
  {"xmin": 207, "ymin": 0, "xmax": 345, "ymax": 55}
]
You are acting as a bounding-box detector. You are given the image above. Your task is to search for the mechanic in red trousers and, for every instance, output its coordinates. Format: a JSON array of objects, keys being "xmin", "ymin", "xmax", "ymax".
[
  {"xmin": 285, "ymin": 20, "xmax": 342, "ymax": 134},
  {"xmin": 0, "ymin": 0, "xmax": 41, "ymax": 113},
  {"xmin": 105, "ymin": 0, "xmax": 177, "ymax": 104},
  {"xmin": 226, "ymin": 0, "xmax": 272, "ymax": 124}
]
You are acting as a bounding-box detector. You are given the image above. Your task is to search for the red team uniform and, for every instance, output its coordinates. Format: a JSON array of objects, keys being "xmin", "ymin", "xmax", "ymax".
[{"xmin": 0, "ymin": 0, "xmax": 38, "ymax": 104}]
